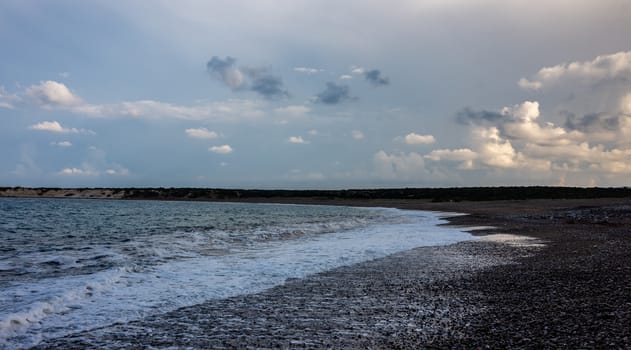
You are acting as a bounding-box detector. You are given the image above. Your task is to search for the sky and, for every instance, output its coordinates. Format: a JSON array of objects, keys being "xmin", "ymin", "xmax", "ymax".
[{"xmin": 1, "ymin": 0, "xmax": 631, "ymax": 189}]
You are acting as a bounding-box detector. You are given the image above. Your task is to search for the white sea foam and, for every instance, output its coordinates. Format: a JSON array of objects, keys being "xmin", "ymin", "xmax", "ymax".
[
  {"xmin": 478, "ymin": 233, "xmax": 546, "ymax": 247},
  {"xmin": 0, "ymin": 203, "xmax": 476, "ymax": 348}
]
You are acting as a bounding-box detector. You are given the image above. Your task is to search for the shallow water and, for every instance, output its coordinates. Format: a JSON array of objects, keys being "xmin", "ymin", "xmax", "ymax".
[{"xmin": 0, "ymin": 198, "xmax": 474, "ymax": 348}]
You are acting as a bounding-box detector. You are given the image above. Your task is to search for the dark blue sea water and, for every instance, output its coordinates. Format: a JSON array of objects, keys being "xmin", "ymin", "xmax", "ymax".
[{"xmin": 0, "ymin": 198, "xmax": 473, "ymax": 348}]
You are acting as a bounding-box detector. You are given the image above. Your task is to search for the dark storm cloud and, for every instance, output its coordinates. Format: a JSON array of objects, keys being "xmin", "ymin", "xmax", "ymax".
[
  {"xmin": 564, "ymin": 111, "xmax": 621, "ymax": 132},
  {"xmin": 250, "ymin": 74, "xmax": 288, "ymax": 99},
  {"xmin": 315, "ymin": 82, "xmax": 353, "ymax": 105},
  {"xmin": 206, "ymin": 56, "xmax": 288, "ymax": 98},
  {"xmin": 364, "ymin": 69, "xmax": 389, "ymax": 86},
  {"xmin": 207, "ymin": 56, "xmax": 237, "ymax": 74},
  {"xmin": 455, "ymin": 107, "xmax": 505, "ymax": 125},
  {"xmin": 243, "ymin": 67, "xmax": 288, "ymax": 99}
]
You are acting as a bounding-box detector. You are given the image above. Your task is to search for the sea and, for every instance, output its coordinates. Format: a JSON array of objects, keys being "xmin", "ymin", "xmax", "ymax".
[{"xmin": 0, "ymin": 198, "xmax": 474, "ymax": 348}]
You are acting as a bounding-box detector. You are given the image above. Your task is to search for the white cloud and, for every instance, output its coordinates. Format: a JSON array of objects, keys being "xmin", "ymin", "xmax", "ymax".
[
  {"xmin": 58, "ymin": 167, "xmax": 99, "ymax": 176},
  {"xmin": 293, "ymin": 67, "xmax": 322, "ymax": 74},
  {"xmin": 28, "ymin": 120, "xmax": 95, "ymax": 135},
  {"xmin": 51, "ymin": 141, "xmax": 73, "ymax": 147},
  {"xmin": 185, "ymin": 127, "xmax": 219, "ymax": 139},
  {"xmin": 621, "ymin": 93, "xmax": 631, "ymax": 115},
  {"xmin": 425, "ymin": 148, "xmax": 477, "ymax": 161},
  {"xmin": 403, "ymin": 132, "xmax": 435, "ymax": 144},
  {"xmin": 14, "ymin": 80, "xmax": 266, "ymax": 121},
  {"xmin": 517, "ymin": 78, "xmax": 542, "ymax": 90},
  {"xmin": 209, "ymin": 145, "xmax": 233, "ymax": 154},
  {"xmin": 0, "ymin": 86, "xmax": 19, "ymax": 109},
  {"xmin": 426, "ymin": 148, "xmax": 478, "ymax": 170},
  {"xmin": 57, "ymin": 149, "xmax": 129, "ymax": 177},
  {"xmin": 519, "ymin": 51, "xmax": 631, "ymax": 90},
  {"xmin": 526, "ymin": 142, "xmax": 631, "ymax": 174},
  {"xmin": 373, "ymin": 150, "xmax": 427, "ymax": 180},
  {"xmin": 499, "ymin": 101, "xmax": 581, "ymax": 146},
  {"xmin": 339, "ymin": 74, "xmax": 353, "ymax": 80},
  {"xmin": 29, "ymin": 121, "xmax": 65, "ymax": 132},
  {"xmin": 351, "ymin": 130, "xmax": 364, "ymax": 140},
  {"xmin": 472, "ymin": 127, "xmax": 522, "ymax": 168},
  {"xmin": 111, "ymin": 99, "xmax": 265, "ymax": 121},
  {"xmin": 26, "ymin": 80, "xmax": 82, "ymax": 108},
  {"xmin": 452, "ymin": 99, "xmax": 631, "ymax": 175},
  {"xmin": 351, "ymin": 66, "xmax": 365, "ymax": 74},
  {"xmin": 307, "ymin": 129, "xmax": 318, "ymax": 136},
  {"xmin": 105, "ymin": 168, "xmax": 129, "ymax": 175},
  {"xmin": 274, "ymin": 105, "xmax": 311, "ymax": 117},
  {"xmin": 288, "ymin": 136, "xmax": 308, "ymax": 144}
]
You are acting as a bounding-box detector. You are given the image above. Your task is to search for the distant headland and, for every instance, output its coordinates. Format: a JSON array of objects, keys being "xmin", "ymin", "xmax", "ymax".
[{"xmin": 2, "ymin": 186, "xmax": 630, "ymax": 202}]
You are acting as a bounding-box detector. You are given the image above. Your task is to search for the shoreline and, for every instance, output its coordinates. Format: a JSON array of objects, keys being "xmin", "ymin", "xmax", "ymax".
[{"xmin": 15, "ymin": 197, "xmax": 631, "ymax": 348}]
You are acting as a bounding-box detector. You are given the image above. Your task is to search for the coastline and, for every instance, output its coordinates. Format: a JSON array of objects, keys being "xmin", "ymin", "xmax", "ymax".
[{"xmin": 13, "ymin": 196, "xmax": 631, "ymax": 348}]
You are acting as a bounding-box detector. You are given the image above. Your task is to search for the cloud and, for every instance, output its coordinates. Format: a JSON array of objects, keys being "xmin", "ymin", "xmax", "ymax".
[
  {"xmin": 90, "ymin": 99, "xmax": 262, "ymax": 121},
  {"xmin": 185, "ymin": 127, "xmax": 219, "ymax": 139},
  {"xmin": 441, "ymin": 98, "xmax": 631, "ymax": 177},
  {"xmin": 498, "ymin": 101, "xmax": 580, "ymax": 146},
  {"xmin": 458, "ymin": 101, "xmax": 581, "ymax": 146},
  {"xmin": 364, "ymin": 69, "xmax": 389, "ymax": 86},
  {"xmin": 58, "ymin": 167, "xmax": 99, "ymax": 176},
  {"xmin": 456, "ymin": 103, "xmax": 563, "ymax": 170},
  {"xmin": 622, "ymin": 93, "xmax": 631, "ymax": 115},
  {"xmin": 523, "ymin": 142, "xmax": 631, "ymax": 174},
  {"xmin": 206, "ymin": 56, "xmax": 244, "ymax": 89},
  {"xmin": 59, "ymin": 163, "xmax": 129, "ymax": 177},
  {"xmin": 207, "ymin": 56, "xmax": 288, "ymax": 99},
  {"xmin": 9, "ymin": 80, "xmax": 267, "ymax": 121},
  {"xmin": 339, "ymin": 74, "xmax": 353, "ymax": 80},
  {"xmin": 472, "ymin": 127, "xmax": 523, "ymax": 168},
  {"xmin": 517, "ymin": 78, "xmax": 542, "ymax": 90},
  {"xmin": 293, "ymin": 67, "xmax": 322, "ymax": 74},
  {"xmin": 112, "ymin": 99, "xmax": 265, "ymax": 120},
  {"xmin": 350, "ymin": 66, "xmax": 365, "ymax": 74},
  {"xmin": 60, "ymin": 148, "xmax": 130, "ymax": 178},
  {"xmin": 425, "ymin": 148, "xmax": 477, "ymax": 170},
  {"xmin": 564, "ymin": 112, "xmax": 621, "ymax": 134},
  {"xmin": 274, "ymin": 105, "xmax": 311, "ymax": 117},
  {"xmin": 209, "ymin": 144, "xmax": 233, "ymax": 154},
  {"xmin": 351, "ymin": 130, "xmax": 364, "ymax": 140},
  {"xmin": 373, "ymin": 150, "xmax": 427, "ymax": 180},
  {"xmin": 51, "ymin": 141, "xmax": 73, "ymax": 147},
  {"xmin": 518, "ymin": 51, "xmax": 631, "ymax": 90},
  {"xmin": 288, "ymin": 136, "xmax": 308, "ymax": 144},
  {"xmin": 403, "ymin": 132, "xmax": 435, "ymax": 144},
  {"xmin": 315, "ymin": 82, "xmax": 353, "ymax": 105},
  {"xmin": 105, "ymin": 168, "xmax": 129, "ymax": 176},
  {"xmin": 0, "ymin": 86, "xmax": 19, "ymax": 109},
  {"xmin": 246, "ymin": 69, "xmax": 289, "ymax": 99},
  {"xmin": 425, "ymin": 148, "xmax": 477, "ymax": 161},
  {"xmin": 307, "ymin": 129, "xmax": 318, "ymax": 136},
  {"xmin": 456, "ymin": 107, "xmax": 505, "ymax": 125},
  {"xmin": 26, "ymin": 80, "xmax": 83, "ymax": 108},
  {"xmin": 28, "ymin": 121, "xmax": 95, "ymax": 134}
]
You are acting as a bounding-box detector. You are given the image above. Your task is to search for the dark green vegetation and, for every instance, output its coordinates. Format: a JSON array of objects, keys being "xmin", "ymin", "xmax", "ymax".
[{"xmin": 2, "ymin": 186, "xmax": 631, "ymax": 202}]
